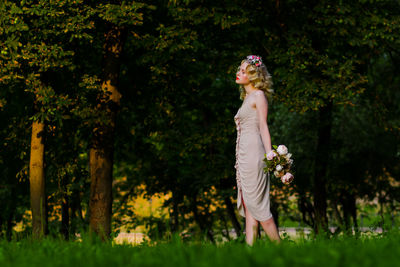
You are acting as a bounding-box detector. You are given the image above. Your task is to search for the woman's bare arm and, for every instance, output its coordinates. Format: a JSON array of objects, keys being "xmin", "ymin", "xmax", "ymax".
[{"xmin": 254, "ymin": 90, "xmax": 272, "ymax": 153}]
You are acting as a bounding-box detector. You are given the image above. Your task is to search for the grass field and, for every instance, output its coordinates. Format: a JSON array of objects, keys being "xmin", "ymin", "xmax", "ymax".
[{"xmin": 0, "ymin": 230, "xmax": 399, "ymax": 267}]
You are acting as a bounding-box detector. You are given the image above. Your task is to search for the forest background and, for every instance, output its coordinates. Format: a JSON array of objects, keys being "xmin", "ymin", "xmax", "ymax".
[{"xmin": 0, "ymin": 0, "xmax": 399, "ymax": 242}]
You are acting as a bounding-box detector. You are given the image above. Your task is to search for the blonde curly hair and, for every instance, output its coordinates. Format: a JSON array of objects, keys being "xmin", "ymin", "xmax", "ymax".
[{"xmin": 238, "ymin": 56, "xmax": 274, "ymax": 102}]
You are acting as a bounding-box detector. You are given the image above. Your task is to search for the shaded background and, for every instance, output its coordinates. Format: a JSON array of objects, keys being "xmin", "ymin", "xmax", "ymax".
[{"xmin": 0, "ymin": 0, "xmax": 399, "ymax": 241}]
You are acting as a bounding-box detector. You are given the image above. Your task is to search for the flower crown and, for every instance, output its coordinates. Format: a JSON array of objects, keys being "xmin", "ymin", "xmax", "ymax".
[{"xmin": 246, "ymin": 55, "xmax": 263, "ymax": 67}]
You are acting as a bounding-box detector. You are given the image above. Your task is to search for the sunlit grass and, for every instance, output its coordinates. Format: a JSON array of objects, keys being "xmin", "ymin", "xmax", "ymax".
[{"xmin": 0, "ymin": 230, "xmax": 399, "ymax": 267}]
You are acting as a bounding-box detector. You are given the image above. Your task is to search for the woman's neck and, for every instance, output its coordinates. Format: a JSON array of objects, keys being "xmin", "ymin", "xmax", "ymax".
[{"xmin": 244, "ymin": 83, "xmax": 257, "ymax": 95}]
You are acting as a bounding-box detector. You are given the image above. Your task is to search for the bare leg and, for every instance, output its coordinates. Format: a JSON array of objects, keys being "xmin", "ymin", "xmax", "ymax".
[
  {"xmin": 244, "ymin": 205, "xmax": 259, "ymax": 245},
  {"xmin": 241, "ymin": 192, "xmax": 258, "ymax": 245},
  {"xmin": 260, "ymin": 217, "xmax": 281, "ymax": 243}
]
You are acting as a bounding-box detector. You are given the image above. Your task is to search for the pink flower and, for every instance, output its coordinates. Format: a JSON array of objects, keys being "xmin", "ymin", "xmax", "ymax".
[
  {"xmin": 276, "ymin": 145, "xmax": 288, "ymax": 155},
  {"xmin": 266, "ymin": 150, "xmax": 277, "ymax": 160},
  {"xmin": 281, "ymin": 172, "xmax": 294, "ymax": 184}
]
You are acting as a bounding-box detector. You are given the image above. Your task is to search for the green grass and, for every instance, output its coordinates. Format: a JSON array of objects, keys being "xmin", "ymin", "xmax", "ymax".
[{"xmin": 0, "ymin": 231, "xmax": 399, "ymax": 267}]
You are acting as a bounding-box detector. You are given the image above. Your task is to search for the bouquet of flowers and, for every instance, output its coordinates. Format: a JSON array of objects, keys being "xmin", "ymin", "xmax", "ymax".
[{"xmin": 263, "ymin": 145, "xmax": 294, "ymax": 184}]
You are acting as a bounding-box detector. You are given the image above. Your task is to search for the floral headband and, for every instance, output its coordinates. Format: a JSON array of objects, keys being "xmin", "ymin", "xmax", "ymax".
[{"xmin": 246, "ymin": 55, "xmax": 263, "ymax": 67}]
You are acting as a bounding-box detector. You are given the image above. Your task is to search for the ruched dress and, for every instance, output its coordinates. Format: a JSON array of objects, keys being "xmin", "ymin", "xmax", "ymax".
[{"xmin": 234, "ymin": 92, "xmax": 273, "ymax": 221}]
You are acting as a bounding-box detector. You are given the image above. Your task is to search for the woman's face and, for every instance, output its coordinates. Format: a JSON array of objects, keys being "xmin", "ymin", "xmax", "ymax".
[{"xmin": 236, "ymin": 62, "xmax": 250, "ymax": 85}]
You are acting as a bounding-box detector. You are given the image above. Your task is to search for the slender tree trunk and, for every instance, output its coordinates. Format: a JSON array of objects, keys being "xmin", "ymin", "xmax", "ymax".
[
  {"xmin": 351, "ymin": 204, "xmax": 358, "ymax": 230},
  {"xmin": 0, "ymin": 217, "xmax": 3, "ymax": 239},
  {"xmin": 348, "ymin": 194, "xmax": 358, "ymax": 232},
  {"xmin": 299, "ymin": 196, "xmax": 315, "ymax": 228},
  {"xmin": 61, "ymin": 177, "xmax": 70, "ymax": 240},
  {"xmin": 70, "ymin": 189, "xmax": 84, "ymax": 237},
  {"xmin": 220, "ymin": 214, "xmax": 231, "ymax": 241},
  {"xmin": 70, "ymin": 188, "xmax": 83, "ymax": 235},
  {"xmin": 342, "ymin": 194, "xmax": 356, "ymax": 232},
  {"xmin": 379, "ymin": 192, "xmax": 385, "ymax": 229},
  {"xmin": 70, "ymin": 196, "xmax": 76, "ymax": 237},
  {"xmin": 224, "ymin": 196, "xmax": 242, "ymax": 237},
  {"xmin": 171, "ymin": 192, "xmax": 180, "ymax": 233},
  {"xmin": 29, "ymin": 121, "xmax": 47, "ymax": 238},
  {"xmin": 191, "ymin": 196, "xmax": 215, "ymax": 243},
  {"xmin": 332, "ymin": 198, "xmax": 344, "ymax": 234},
  {"xmin": 4, "ymin": 186, "xmax": 16, "ymax": 241},
  {"xmin": 89, "ymin": 25, "xmax": 127, "ymax": 240},
  {"xmin": 313, "ymin": 101, "xmax": 333, "ymax": 234},
  {"xmin": 6, "ymin": 210, "xmax": 14, "ymax": 241}
]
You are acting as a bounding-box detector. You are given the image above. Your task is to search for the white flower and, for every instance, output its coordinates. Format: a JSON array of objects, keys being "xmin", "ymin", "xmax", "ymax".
[
  {"xmin": 276, "ymin": 164, "xmax": 283, "ymax": 171},
  {"xmin": 285, "ymin": 153, "xmax": 292, "ymax": 159},
  {"xmin": 266, "ymin": 150, "xmax": 277, "ymax": 160},
  {"xmin": 281, "ymin": 172, "xmax": 294, "ymax": 184},
  {"xmin": 276, "ymin": 145, "xmax": 288, "ymax": 156},
  {"xmin": 274, "ymin": 170, "xmax": 283, "ymax": 178},
  {"xmin": 288, "ymin": 159, "xmax": 294, "ymax": 165}
]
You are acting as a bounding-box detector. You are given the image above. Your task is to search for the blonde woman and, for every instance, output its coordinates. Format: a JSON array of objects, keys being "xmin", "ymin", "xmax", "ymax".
[{"xmin": 234, "ymin": 55, "xmax": 281, "ymax": 245}]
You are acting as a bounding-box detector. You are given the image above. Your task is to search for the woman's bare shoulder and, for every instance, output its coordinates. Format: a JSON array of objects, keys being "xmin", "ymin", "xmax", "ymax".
[
  {"xmin": 253, "ymin": 90, "xmax": 267, "ymax": 101},
  {"xmin": 254, "ymin": 90, "xmax": 265, "ymax": 96}
]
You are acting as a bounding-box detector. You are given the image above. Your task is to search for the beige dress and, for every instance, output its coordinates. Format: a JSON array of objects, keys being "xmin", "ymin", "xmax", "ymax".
[{"xmin": 234, "ymin": 92, "xmax": 272, "ymax": 221}]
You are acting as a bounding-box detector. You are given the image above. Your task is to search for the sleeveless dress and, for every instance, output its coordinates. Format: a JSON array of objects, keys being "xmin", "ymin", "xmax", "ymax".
[{"xmin": 234, "ymin": 92, "xmax": 273, "ymax": 221}]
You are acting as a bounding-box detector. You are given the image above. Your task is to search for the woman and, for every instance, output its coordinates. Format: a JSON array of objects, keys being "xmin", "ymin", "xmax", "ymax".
[{"xmin": 234, "ymin": 55, "xmax": 281, "ymax": 244}]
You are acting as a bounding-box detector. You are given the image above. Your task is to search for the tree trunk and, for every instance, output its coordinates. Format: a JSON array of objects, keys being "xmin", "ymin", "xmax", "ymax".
[
  {"xmin": 29, "ymin": 121, "xmax": 47, "ymax": 238},
  {"xmin": 299, "ymin": 196, "xmax": 314, "ymax": 228},
  {"xmin": 332, "ymin": 198, "xmax": 345, "ymax": 234},
  {"xmin": 70, "ymin": 195, "xmax": 76, "ymax": 237},
  {"xmin": 6, "ymin": 209, "xmax": 14, "ymax": 241},
  {"xmin": 348, "ymin": 194, "xmax": 358, "ymax": 231},
  {"xmin": 89, "ymin": 25, "xmax": 127, "ymax": 240},
  {"xmin": 220, "ymin": 214, "xmax": 231, "ymax": 241},
  {"xmin": 313, "ymin": 101, "xmax": 333, "ymax": 234},
  {"xmin": 379, "ymin": 192, "xmax": 385, "ymax": 229},
  {"xmin": 61, "ymin": 179, "xmax": 70, "ymax": 240},
  {"xmin": 342, "ymin": 193, "xmax": 357, "ymax": 233},
  {"xmin": 191, "ymin": 196, "xmax": 215, "ymax": 243},
  {"xmin": 171, "ymin": 192, "xmax": 180, "ymax": 233},
  {"xmin": 70, "ymin": 189, "xmax": 85, "ymax": 236},
  {"xmin": 224, "ymin": 196, "xmax": 242, "ymax": 237},
  {"xmin": 271, "ymin": 202, "xmax": 280, "ymax": 229},
  {"xmin": 69, "ymin": 190, "xmax": 79, "ymax": 236}
]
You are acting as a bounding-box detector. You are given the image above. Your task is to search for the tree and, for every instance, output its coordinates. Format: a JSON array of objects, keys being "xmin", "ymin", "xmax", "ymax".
[
  {"xmin": 86, "ymin": 0, "xmax": 149, "ymax": 239},
  {"xmin": 0, "ymin": 0, "xmax": 94, "ymax": 238}
]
